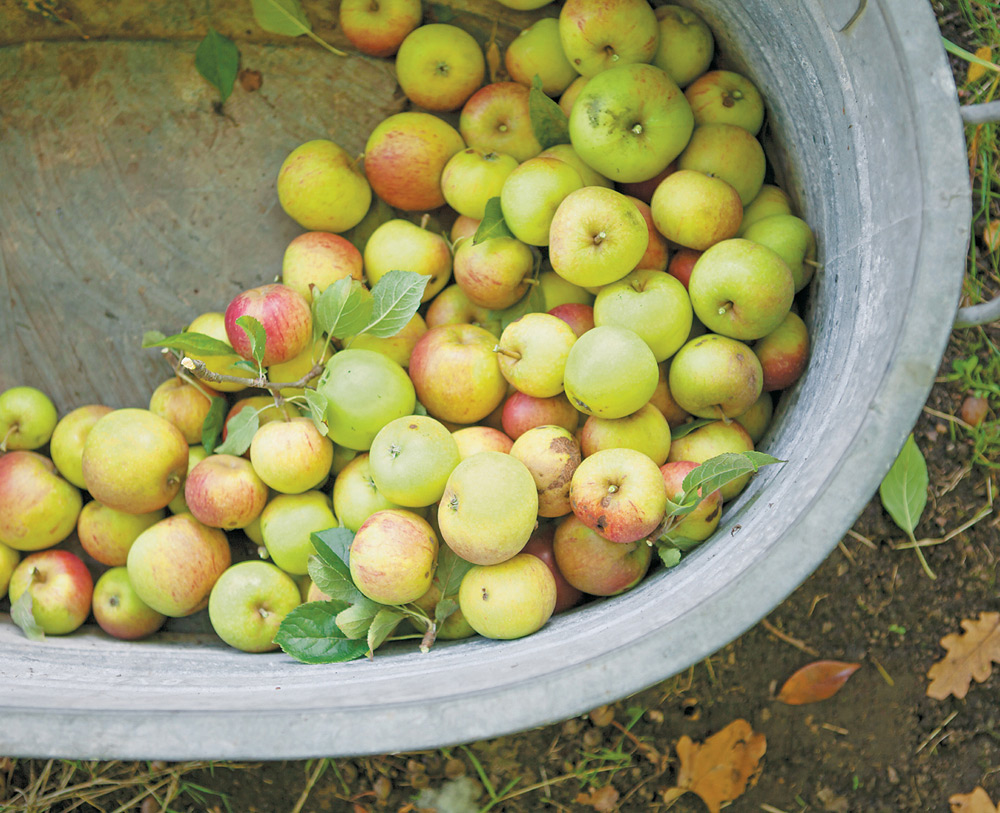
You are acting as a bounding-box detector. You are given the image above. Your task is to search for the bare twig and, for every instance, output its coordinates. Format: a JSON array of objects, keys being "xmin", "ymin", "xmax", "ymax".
[{"xmin": 759, "ymin": 619, "xmax": 819, "ymax": 656}]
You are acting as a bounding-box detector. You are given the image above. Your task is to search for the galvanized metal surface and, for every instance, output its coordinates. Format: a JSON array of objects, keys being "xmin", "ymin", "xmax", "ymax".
[{"xmin": 0, "ymin": 0, "xmax": 972, "ymax": 759}]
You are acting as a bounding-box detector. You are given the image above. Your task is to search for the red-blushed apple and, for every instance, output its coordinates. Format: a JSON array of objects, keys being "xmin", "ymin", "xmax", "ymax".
[
  {"xmin": 651, "ymin": 4, "xmax": 714, "ymax": 88},
  {"xmin": 395, "ymin": 23, "xmax": 485, "ymax": 112},
  {"xmin": 559, "ymin": 75, "xmax": 588, "ymax": 116},
  {"xmin": 616, "ymin": 161, "xmax": 676, "ymax": 204},
  {"xmin": 364, "ymin": 218, "xmax": 453, "ymax": 303},
  {"xmin": 510, "ymin": 425, "xmax": 581, "ymax": 518},
  {"xmin": 78, "ymin": 501, "xmax": 165, "ymax": 566},
  {"xmin": 1, "ymin": 541, "xmax": 20, "ymax": 599},
  {"xmin": 538, "ymin": 144, "xmax": 613, "ymax": 189},
  {"xmin": 685, "ymin": 70, "xmax": 765, "ymax": 135},
  {"xmin": 754, "ymin": 311, "xmax": 811, "ymax": 391},
  {"xmin": 505, "ymin": 17, "xmax": 577, "ymax": 95},
  {"xmin": 347, "ymin": 312, "xmax": 428, "ymax": 369},
  {"xmin": 350, "ymin": 509, "xmax": 439, "ymax": 605},
  {"xmin": 441, "ymin": 148, "xmax": 519, "ymax": 220},
  {"xmin": 668, "ymin": 334, "xmax": 763, "ymax": 419},
  {"xmin": 259, "ymin": 490, "xmax": 336, "ymax": 575},
  {"xmin": 185, "ymin": 453, "xmax": 269, "ymax": 530},
  {"xmin": 425, "ymin": 283, "xmax": 491, "ymax": 329},
  {"xmin": 742, "ymin": 213, "xmax": 818, "ymax": 292},
  {"xmin": 8, "ymin": 549, "xmax": 93, "ymax": 635},
  {"xmin": 250, "ymin": 417, "xmax": 334, "ymax": 495},
  {"xmin": 650, "ymin": 169, "xmax": 743, "ymax": 251},
  {"xmin": 459, "ymin": 553, "xmax": 557, "ymax": 639},
  {"xmin": 678, "ymin": 123, "xmax": 766, "ymax": 205},
  {"xmin": 460, "ymin": 82, "xmax": 543, "ymax": 163},
  {"xmin": 148, "ymin": 376, "xmax": 213, "ymax": 445},
  {"xmin": 558, "ymin": 0, "xmax": 658, "ymax": 77},
  {"xmin": 451, "ymin": 215, "xmax": 481, "ymax": 245},
  {"xmin": 452, "ymin": 235, "xmax": 534, "ymax": 310},
  {"xmin": 451, "ymin": 426, "xmax": 514, "ymax": 459},
  {"xmin": 738, "ymin": 184, "xmax": 794, "ymax": 236},
  {"xmin": 338, "ymin": 0, "xmax": 421, "ymax": 57},
  {"xmin": 548, "ymin": 302, "xmax": 595, "ymax": 338},
  {"xmin": 625, "ymin": 195, "xmax": 670, "ymax": 272},
  {"xmin": 496, "ymin": 313, "xmax": 578, "ymax": 398},
  {"xmin": 208, "ymin": 560, "xmax": 302, "ymax": 652},
  {"xmin": 659, "ymin": 460, "xmax": 723, "ymax": 542},
  {"xmin": 580, "ymin": 403, "xmax": 672, "ymax": 465},
  {"xmin": 369, "ymin": 415, "xmax": 461, "ymax": 507},
  {"xmin": 281, "ymin": 231, "xmax": 364, "ymax": 304},
  {"xmin": 91, "ymin": 566, "xmax": 167, "ymax": 641},
  {"xmin": 364, "ymin": 111, "xmax": 465, "ymax": 211},
  {"xmin": 224, "ymin": 282, "xmax": 313, "ymax": 367},
  {"xmin": 501, "ymin": 391, "xmax": 580, "ymax": 440},
  {"xmin": 553, "ymin": 513, "xmax": 652, "ymax": 595},
  {"xmin": 0, "ymin": 386, "xmax": 58, "ymax": 451},
  {"xmin": 500, "ymin": 155, "xmax": 583, "ymax": 246},
  {"xmin": 667, "ymin": 419, "xmax": 754, "ymax": 500},
  {"xmin": 521, "ymin": 523, "xmax": 582, "ymax": 613},
  {"xmin": 667, "ymin": 247, "xmax": 702, "ymax": 289},
  {"xmin": 409, "ymin": 324, "xmax": 508, "ymax": 425},
  {"xmin": 49, "ymin": 404, "xmax": 114, "ymax": 489},
  {"xmin": 184, "ymin": 311, "xmax": 249, "ymax": 394},
  {"xmin": 333, "ymin": 452, "xmax": 409, "ymax": 532},
  {"xmin": 735, "ymin": 391, "xmax": 774, "ymax": 444},
  {"xmin": 563, "ymin": 325, "xmax": 659, "ymax": 419},
  {"xmin": 649, "ymin": 361, "xmax": 692, "ymax": 428},
  {"xmin": 277, "ymin": 139, "xmax": 372, "ymax": 233},
  {"xmin": 167, "ymin": 444, "xmax": 210, "ymax": 515},
  {"xmin": 439, "ymin": 451, "xmax": 538, "ymax": 565},
  {"xmin": 539, "ymin": 269, "xmax": 595, "ymax": 311}
]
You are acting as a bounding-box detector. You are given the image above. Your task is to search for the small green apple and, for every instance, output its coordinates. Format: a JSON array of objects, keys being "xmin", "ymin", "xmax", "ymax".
[
  {"xmin": 650, "ymin": 169, "xmax": 743, "ymax": 251},
  {"xmin": 505, "ymin": 18, "xmax": 577, "ymax": 95},
  {"xmin": 0, "ymin": 386, "xmax": 58, "ymax": 451},
  {"xmin": 277, "ymin": 139, "xmax": 372, "ymax": 233},
  {"xmin": 0, "ymin": 451, "xmax": 82, "ymax": 552},
  {"xmin": 735, "ymin": 391, "xmax": 774, "ymax": 444},
  {"xmin": 332, "ymin": 453, "xmax": 408, "ymax": 532},
  {"xmin": 741, "ymin": 214, "xmax": 817, "ymax": 292},
  {"xmin": 92, "ymin": 566, "xmax": 167, "ymax": 641},
  {"xmin": 558, "ymin": 0, "xmax": 659, "ymax": 77},
  {"xmin": 208, "ymin": 561, "xmax": 302, "ymax": 652},
  {"xmin": 369, "ymin": 415, "xmax": 462, "ymax": 508},
  {"xmin": 677, "ymin": 123, "xmax": 766, "ymax": 205},
  {"xmin": 148, "ymin": 377, "xmax": 213, "ymax": 445},
  {"xmin": 259, "ymin": 490, "xmax": 336, "ymax": 576},
  {"xmin": 78, "ymin": 501, "xmax": 165, "ymax": 566},
  {"xmin": 250, "ymin": 417, "xmax": 334, "ymax": 495},
  {"xmin": 495, "ymin": 312, "xmax": 579, "ymax": 398},
  {"xmin": 458, "ymin": 553, "xmax": 556, "ymax": 639},
  {"xmin": 668, "ymin": 334, "xmax": 763, "ymax": 419},
  {"xmin": 738, "ymin": 184, "xmax": 794, "ymax": 236},
  {"xmin": 579, "ymin": 402, "xmax": 672, "ymax": 466},
  {"xmin": 563, "ymin": 325, "xmax": 659, "ymax": 419},
  {"xmin": 395, "ymin": 23, "xmax": 485, "ymax": 112},
  {"xmin": 500, "ymin": 155, "xmax": 583, "ymax": 246},
  {"xmin": 364, "ymin": 219, "xmax": 453, "ymax": 303},
  {"xmin": 49, "ymin": 404, "xmax": 114, "ymax": 489},
  {"xmin": 441, "ymin": 148, "xmax": 519, "ymax": 220},
  {"xmin": 667, "ymin": 420, "xmax": 754, "ymax": 500},
  {"xmin": 650, "ymin": 5, "xmax": 714, "ymax": 88}
]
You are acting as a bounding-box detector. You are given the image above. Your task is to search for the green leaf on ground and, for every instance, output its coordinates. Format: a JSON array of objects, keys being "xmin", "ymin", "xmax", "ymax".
[
  {"xmin": 314, "ymin": 277, "xmax": 374, "ymax": 340},
  {"xmin": 273, "ymin": 601, "xmax": 369, "ymax": 664},
  {"xmin": 529, "ymin": 75, "xmax": 571, "ymax": 149},
  {"xmin": 142, "ymin": 331, "xmax": 235, "ymax": 357},
  {"xmin": 195, "ymin": 28, "xmax": 239, "ymax": 103},
  {"xmin": 11, "ymin": 592, "xmax": 45, "ymax": 641},
  {"xmin": 364, "ymin": 270, "xmax": 430, "ymax": 338},
  {"xmin": 473, "ymin": 197, "xmax": 515, "ymax": 244},
  {"xmin": 879, "ymin": 433, "xmax": 928, "ymax": 537},
  {"xmin": 200, "ymin": 395, "xmax": 228, "ymax": 454},
  {"xmin": 250, "ymin": 0, "xmax": 312, "ymax": 37},
  {"xmin": 212, "ymin": 405, "xmax": 259, "ymax": 456}
]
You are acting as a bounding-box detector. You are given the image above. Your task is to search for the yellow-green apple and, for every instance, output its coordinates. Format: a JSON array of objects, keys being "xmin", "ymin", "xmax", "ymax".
[
  {"xmin": 651, "ymin": 5, "xmax": 714, "ymax": 87},
  {"xmin": 350, "ymin": 509, "xmax": 438, "ymax": 604},
  {"xmin": 49, "ymin": 404, "xmax": 113, "ymax": 488},
  {"xmin": 224, "ymin": 283, "xmax": 313, "ymax": 366},
  {"xmin": 277, "ymin": 139, "xmax": 371, "ymax": 233},
  {"xmin": 738, "ymin": 184, "xmax": 794, "ymax": 236},
  {"xmin": 167, "ymin": 444, "xmax": 210, "ymax": 514},
  {"xmin": 259, "ymin": 490, "xmax": 336, "ymax": 575},
  {"xmin": 538, "ymin": 144, "xmax": 613, "ymax": 189},
  {"xmin": 250, "ymin": 417, "xmax": 334, "ymax": 494},
  {"xmin": 439, "ymin": 451, "xmax": 538, "ymax": 565},
  {"xmin": 549, "ymin": 187, "xmax": 649, "ymax": 287},
  {"xmin": 742, "ymin": 214, "xmax": 817, "ymax": 292},
  {"xmin": 222, "ymin": 397, "xmax": 300, "ymax": 446},
  {"xmin": 8, "ymin": 550, "xmax": 93, "ymax": 635},
  {"xmin": 667, "ymin": 419, "xmax": 754, "ymax": 500},
  {"xmin": 667, "ymin": 247, "xmax": 702, "ymax": 288},
  {"xmin": 569, "ymin": 63, "xmax": 693, "ymax": 183},
  {"xmin": 342, "ymin": 196, "xmax": 396, "ymax": 254},
  {"xmin": 558, "ymin": 0, "xmax": 658, "ymax": 77},
  {"xmin": 148, "ymin": 377, "xmax": 213, "ymax": 445},
  {"xmin": 685, "ymin": 70, "xmax": 765, "ymax": 135},
  {"xmin": 500, "ymin": 156, "xmax": 583, "ymax": 246},
  {"xmin": 208, "ymin": 560, "xmax": 302, "ymax": 652},
  {"xmin": 425, "ymin": 283, "xmax": 491, "ymax": 329},
  {"xmin": 346, "ymin": 312, "xmax": 427, "ymax": 368},
  {"xmin": 548, "ymin": 302, "xmax": 594, "ymax": 338},
  {"xmin": 754, "ymin": 311, "xmax": 810, "ymax": 392},
  {"xmin": 735, "ymin": 391, "xmax": 773, "ymax": 444},
  {"xmin": 496, "ymin": 313, "xmax": 578, "ymax": 398},
  {"xmin": 495, "ymin": 0, "xmax": 549, "ymax": 8},
  {"xmin": 553, "ymin": 513, "xmax": 652, "ymax": 595},
  {"xmin": 126, "ymin": 513, "xmax": 231, "ymax": 616},
  {"xmin": 441, "ymin": 148, "xmax": 519, "ymax": 220},
  {"xmin": 593, "ymin": 268, "xmax": 692, "ymax": 362},
  {"xmin": 688, "ymin": 238, "xmax": 794, "ymax": 340},
  {"xmin": 539, "ymin": 269, "xmax": 594, "ymax": 310},
  {"xmin": 364, "ymin": 111, "xmax": 465, "ymax": 211},
  {"xmin": 82, "ymin": 409, "xmax": 188, "ymax": 515},
  {"xmin": 338, "ymin": 0, "xmax": 421, "ymax": 57},
  {"xmin": 0, "ymin": 386, "xmax": 58, "ymax": 451},
  {"xmin": 521, "ymin": 523, "xmax": 582, "ymax": 612},
  {"xmin": 185, "ymin": 454, "xmax": 269, "ymax": 530},
  {"xmin": 395, "ymin": 23, "xmax": 485, "ymax": 112},
  {"xmin": 569, "ymin": 447, "xmax": 667, "ymax": 543},
  {"xmin": 452, "ymin": 236, "xmax": 534, "ymax": 310},
  {"xmin": 559, "ymin": 75, "xmax": 589, "ymax": 116},
  {"xmin": 364, "ymin": 218, "xmax": 452, "ymax": 302},
  {"xmin": 78, "ymin": 501, "xmax": 165, "ymax": 566},
  {"xmin": 267, "ymin": 337, "xmax": 332, "ymax": 398},
  {"xmin": 460, "ymin": 82, "xmax": 543, "ymax": 163},
  {"xmin": 650, "ymin": 169, "xmax": 742, "ymax": 251},
  {"xmin": 579, "ymin": 402, "xmax": 672, "ymax": 465},
  {"xmin": 451, "ymin": 215, "xmax": 480, "ymax": 245},
  {"xmin": 305, "ymin": 578, "xmax": 331, "ymax": 602},
  {"xmin": 331, "ymin": 444, "xmax": 358, "ymax": 477},
  {"xmin": 281, "ymin": 231, "xmax": 364, "ymax": 304},
  {"xmin": 184, "ymin": 311, "xmax": 248, "ymax": 394},
  {"xmin": 617, "ymin": 161, "xmax": 676, "ymax": 204},
  {"xmin": 505, "ymin": 17, "xmax": 577, "ymax": 95},
  {"xmin": 501, "ymin": 391, "xmax": 580, "ymax": 440},
  {"xmin": 678, "ymin": 123, "xmax": 766, "ymax": 205},
  {"xmin": 459, "ymin": 553, "xmax": 556, "ymax": 639},
  {"xmin": 369, "ymin": 415, "xmax": 461, "ymax": 507},
  {"xmin": 626, "ymin": 195, "xmax": 669, "ymax": 271},
  {"xmin": 91, "ymin": 566, "xmax": 166, "ymax": 640},
  {"xmin": 668, "ymin": 334, "xmax": 763, "ymax": 419},
  {"xmin": 659, "ymin": 460, "xmax": 723, "ymax": 542},
  {"xmin": 0, "ymin": 540, "xmax": 20, "ymax": 599},
  {"xmin": 451, "ymin": 426, "xmax": 513, "ymax": 459},
  {"xmin": 318, "ymin": 348, "xmax": 416, "ymax": 449},
  {"xmin": 333, "ymin": 453, "xmax": 409, "ymax": 532},
  {"xmin": 563, "ymin": 325, "xmax": 659, "ymax": 418},
  {"xmin": 408, "ymin": 324, "xmax": 507, "ymax": 425},
  {"xmin": 509, "ymin": 425, "xmax": 581, "ymax": 518},
  {"xmin": 410, "ymin": 578, "xmax": 475, "ymax": 640},
  {"xmin": 649, "ymin": 361, "xmax": 691, "ymax": 428}
]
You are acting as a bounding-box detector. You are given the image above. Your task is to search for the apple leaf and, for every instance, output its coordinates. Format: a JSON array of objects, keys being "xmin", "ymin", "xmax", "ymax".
[
  {"xmin": 435, "ymin": 543, "xmax": 476, "ymax": 598},
  {"xmin": 142, "ymin": 330, "xmax": 236, "ymax": 357},
  {"xmin": 212, "ymin": 405, "xmax": 259, "ymax": 456},
  {"xmin": 312, "ymin": 526, "xmax": 354, "ymax": 567},
  {"xmin": 200, "ymin": 395, "xmax": 229, "ymax": 454},
  {"xmin": 367, "ymin": 607, "xmax": 405, "ymax": 656},
  {"xmin": 489, "ymin": 283, "xmax": 546, "ymax": 331},
  {"xmin": 11, "ymin": 591, "xmax": 45, "ymax": 642},
  {"xmin": 434, "ymin": 597, "xmax": 458, "ymax": 625},
  {"xmin": 336, "ymin": 596, "xmax": 383, "ymax": 639},
  {"xmin": 670, "ymin": 418, "xmax": 717, "ymax": 441},
  {"xmin": 680, "ymin": 451, "xmax": 784, "ymax": 502},
  {"xmin": 307, "ymin": 554, "xmax": 364, "ymax": 604},
  {"xmin": 657, "ymin": 546, "xmax": 683, "ymax": 569},
  {"xmin": 235, "ymin": 315, "xmax": 267, "ymax": 367},
  {"xmin": 303, "ymin": 388, "xmax": 330, "ymax": 437},
  {"xmin": 314, "ymin": 277, "xmax": 373, "ymax": 340},
  {"xmin": 250, "ymin": 0, "xmax": 312, "ymax": 37},
  {"xmin": 879, "ymin": 433, "xmax": 928, "ymax": 538},
  {"xmin": 195, "ymin": 27, "xmax": 239, "ymax": 104},
  {"xmin": 529, "ymin": 75, "xmax": 570, "ymax": 149},
  {"xmin": 273, "ymin": 601, "xmax": 369, "ymax": 664},
  {"xmin": 363, "ymin": 270, "xmax": 430, "ymax": 338},
  {"xmin": 233, "ymin": 359, "xmax": 259, "ymax": 373},
  {"xmin": 473, "ymin": 197, "xmax": 514, "ymax": 245}
]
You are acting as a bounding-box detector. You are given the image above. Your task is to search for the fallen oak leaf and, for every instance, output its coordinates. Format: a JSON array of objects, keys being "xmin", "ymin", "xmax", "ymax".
[
  {"xmin": 775, "ymin": 660, "xmax": 861, "ymax": 705},
  {"xmin": 927, "ymin": 611, "xmax": 1000, "ymax": 700},
  {"xmin": 574, "ymin": 784, "xmax": 619, "ymax": 812},
  {"xmin": 950, "ymin": 786, "xmax": 1000, "ymax": 812}
]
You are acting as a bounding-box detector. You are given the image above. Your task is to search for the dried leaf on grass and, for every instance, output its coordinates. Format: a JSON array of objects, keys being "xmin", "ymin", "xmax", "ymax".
[
  {"xmin": 927, "ymin": 612, "xmax": 1000, "ymax": 699},
  {"xmin": 660, "ymin": 719, "xmax": 766, "ymax": 813},
  {"xmin": 950, "ymin": 786, "xmax": 1000, "ymax": 812},
  {"xmin": 968, "ymin": 46, "xmax": 994, "ymax": 83},
  {"xmin": 574, "ymin": 784, "xmax": 620, "ymax": 811},
  {"xmin": 776, "ymin": 660, "xmax": 861, "ymax": 705}
]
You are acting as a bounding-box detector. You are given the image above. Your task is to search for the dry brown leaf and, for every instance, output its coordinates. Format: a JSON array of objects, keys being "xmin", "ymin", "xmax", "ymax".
[
  {"xmin": 574, "ymin": 784, "xmax": 620, "ymax": 812},
  {"xmin": 776, "ymin": 660, "xmax": 861, "ymax": 705},
  {"xmin": 950, "ymin": 786, "xmax": 1000, "ymax": 812},
  {"xmin": 968, "ymin": 46, "xmax": 993, "ymax": 83},
  {"xmin": 660, "ymin": 719, "xmax": 766, "ymax": 813},
  {"xmin": 927, "ymin": 612, "xmax": 1000, "ymax": 699}
]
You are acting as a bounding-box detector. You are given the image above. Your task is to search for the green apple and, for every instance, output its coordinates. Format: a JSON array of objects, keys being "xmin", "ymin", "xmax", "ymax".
[
  {"xmin": 249, "ymin": 417, "xmax": 334, "ymax": 495},
  {"xmin": 8, "ymin": 550, "xmax": 93, "ymax": 635},
  {"xmin": 345, "ymin": 312, "xmax": 427, "ymax": 369},
  {"xmin": 349, "ymin": 509, "xmax": 438, "ymax": 605},
  {"xmin": 451, "ymin": 426, "xmax": 514, "ymax": 459},
  {"xmin": 505, "ymin": 17, "xmax": 577, "ymax": 96},
  {"xmin": 495, "ymin": 313, "xmax": 578, "ymax": 398},
  {"xmin": 369, "ymin": 415, "xmax": 461, "ymax": 507},
  {"xmin": 651, "ymin": 5, "xmax": 714, "ymax": 88},
  {"xmin": 78, "ymin": 500, "xmax": 165, "ymax": 566},
  {"xmin": 509, "ymin": 425, "xmax": 582, "ymax": 518},
  {"xmin": 282, "ymin": 231, "xmax": 364, "ymax": 304},
  {"xmin": 594, "ymin": 269, "xmax": 692, "ymax": 362},
  {"xmin": 735, "ymin": 391, "xmax": 774, "ymax": 444},
  {"xmin": 500, "ymin": 155, "xmax": 583, "ymax": 246},
  {"xmin": 410, "ymin": 579, "xmax": 475, "ymax": 640},
  {"xmin": 425, "ymin": 284, "xmax": 493, "ymax": 330},
  {"xmin": 167, "ymin": 444, "xmax": 210, "ymax": 515},
  {"xmin": 650, "ymin": 168, "xmax": 743, "ymax": 251},
  {"xmin": 678, "ymin": 123, "xmax": 766, "ymax": 205},
  {"xmin": 277, "ymin": 139, "xmax": 371, "ymax": 233},
  {"xmin": 208, "ymin": 560, "xmax": 302, "ymax": 652},
  {"xmin": 754, "ymin": 311, "xmax": 811, "ymax": 392},
  {"xmin": 49, "ymin": 404, "xmax": 113, "ymax": 488},
  {"xmin": 338, "ymin": 0, "xmax": 421, "ymax": 58},
  {"xmin": 738, "ymin": 184, "xmax": 794, "ymax": 236},
  {"xmin": 365, "ymin": 218, "xmax": 453, "ymax": 303},
  {"xmin": 0, "ymin": 540, "xmax": 21, "ymax": 599},
  {"xmin": 184, "ymin": 311, "xmax": 248, "ymax": 394},
  {"xmin": 452, "ymin": 235, "xmax": 534, "ymax": 310},
  {"xmin": 459, "ymin": 553, "xmax": 556, "ymax": 639},
  {"xmin": 92, "ymin": 566, "xmax": 167, "ymax": 641},
  {"xmin": 185, "ymin": 453, "xmax": 269, "ymax": 530},
  {"xmin": 460, "ymin": 82, "xmax": 543, "ymax": 163},
  {"xmin": 0, "ymin": 386, "xmax": 58, "ymax": 451},
  {"xmin": 0, "ymin": 451, "xmax": 81, "ymax": 552},
  {"xmin": 553, "ymin": 513, "xmax": 652, "ymax": 595},
  {"xmin": 569, "ymin": 63, "xmax": 694, "ymax": 183},
  {"xmin": 341, "ymin": 196, "xmax": 396, "ymax": 255},
  {"xmin": 579, "ymin": 402, "xmax": 672, "ymax": 465},
  {"xmin": 396, "ymin": 23, "xmax": 485, "ymax": 112},
  {"xmin": 259, "ymin": 490, "xmax": 336, "ymax": 576},
  {"xmin": 438, "ymin": 451, "xmax": 539, "ymax": 565},
  {"xmin": 148, "ymin": 377, "xmax": 213, "ymax": 445},
  {"xmin": 538, "ymin": 270, "xmax": 594, "ymax": 312},
  {"xmin": 685, "ymin": 70, "xmax": 765, "ymax": 135},
  {"xmin": 558, "ymin": 0, "xmax": 659, "ymax": 77},
  {"xmin": 441, "ymin": 148, "xmax": 519, "ymax": 220},
  {"xmin": 537, "ymin": 144, "xmax": 613, "ymax": 189},
  {"xmin": 659, "ymin": 460, "xmax": 723, "ymax": 542},
  {"xmin": 668, "ymin": 334, "xmax": 763, "ymax": 419},
  {"xmin": 332, "ymin": 453, "xmax": 408, "ymax": 532},
  {"xmin": 563, "ymin": 325, "xmax": 659, "ymax": 419},
  {"xmin": 741, "ymin": 214, "xmax": 817, "ymax": 292},
  {"xmin": 667, "ymin": 419, "xmax": 754, "ymax": 500}
]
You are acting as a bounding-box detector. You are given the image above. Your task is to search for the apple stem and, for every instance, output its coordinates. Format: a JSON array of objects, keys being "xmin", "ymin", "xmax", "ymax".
[
  {"xmin": 717, "ymin": 302, "xmax": 733, "ymax": 316},
  {"xmin": 179, "ymin": 357, "xmax": 324, "ymax": 395},
  {"xmin": 419, "ymin": 213, "xmax": 430, "ymax": 230},
  {"xmin": 493, "ymin": 345, "xmax": 522, "ymax": 361},
  {"xmin": 715, "ymin": 405, "xmax": 732, "ymax": 425},
  {"xmin": 29, "ymin": 566, "xmax": 42, "ymax": 584},
  {"xmin": 523, "ymin": 277, "xmax": 540, "ymax": 286},
  {"xmin": 258, "ymin": 546, "xmax": 269, "ymax": 559},
  {"xmin": 631, "ymin": 123, "xmax": 642, "ymax": 135},
  {"xmin": 804, "ymin": 258, "xmax": 823, "ymax": 268},
  {"xmin": 258, "ymin": 607, "xmax": 270, "ymax": 619},
  {"xmin": 419, "ymin": 621, "xmax": 438, "ymax": 653},
  {"xmin": 0, "ymin": 423, "xmax": 16, "ymax": 453},
  {"xmin": 593, "ymin": 231, "xmax": 607, "ymax": 245},
  {"xmin": 608, "ymin": 484, "xmax": 618, "ymax": 494}
]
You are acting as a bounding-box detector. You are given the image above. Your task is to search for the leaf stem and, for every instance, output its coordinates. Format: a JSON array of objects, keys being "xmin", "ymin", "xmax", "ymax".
[{"xmin": 302, "ymin": 27, "xmax": 348, "ymax": 56}]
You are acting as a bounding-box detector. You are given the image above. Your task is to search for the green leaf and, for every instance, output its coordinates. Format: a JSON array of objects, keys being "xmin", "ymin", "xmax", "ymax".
[
  {"xmin": 657, "ymin": 546, "xmax": 682, "ymax": 569},
  {"xmin": 195, "ymin": 27, "xmax": 239, "ymax": 104},
  {"xmin": 11, "ymin": 591, "xmax": 45, "ymax": 641},
  {"xmin": 303, "ymin": 388, "xmax": 329, "ymax": 436},
  {"xmin": 273, "ymin": 601, "xmax": 368, "ymax": 664},
  {"xmin": 529, "ymin": 75, "xmax": 570, "ymax": 149},
  {"xmin": 314, "ymin": 277, "xmax": 374, "ymax": 340},
  {"xmin": 669, "ymin": 418, "xmax": 716, "ymax": 441},
  {"xmin": 473, "ymin": 197, "xmax": 515, "ymax": 245},
  {"xmin": 367, "ymin": 607, "xmax": 405, "ymax": 655},
  {"xmin": 661, "ymin": 534, "xmax": 703, "ymax": 552},
  {"xmin": 435, "ymin": 544, "xmax": 475, "ymax": 598},
  {"xmin": 434, "ymin": 597, "xmax": 458, "ymax": 625},
  {"xmin": 307, "ymin": 553, "xmax": 364, "ymax": 604},
  {"xmin": 879, "ymin": 433, "xmax": 928, "ymax": 537},
  {"xmin": 413, "ymin": 400, "xmax": 429, "ymax": 417},
  {"xmin": 212, "ymin": 405, "xmax": 259, "ymax": 456},
  {"xmin": 364, "ymin": 270, "xmax": 430, "ymax": 338},
  {"xmin": 142, "ymin": 331, "xmax": 236, "ymax": 357},
  {"xmin": 681, "ymin": 451, "xmax": 784, "ymax": 500},
  {"xmin": 336, "ymin": 596, "xmax": 383, "ymax": 639},
  {"xmin": 311, "ymin": 526, "xmax": 354, "ymax": 568},
  {"xmin": 233, "ymin": 359, "xmax": 259, "ymax": 373},
  {"xmin": 200, "ymin": 395, "xmax": 229, "ymax": 454},
  {"xmin": 488, "ymin": 283, "xmax": 546, "ymax": 331},
  {"xmin": 250, "ymin": 0, "xmax": 312, "ymax": 37},
  {"xmin": 236, "ymin": 315, "xmax": 267, "ymax": 366}
]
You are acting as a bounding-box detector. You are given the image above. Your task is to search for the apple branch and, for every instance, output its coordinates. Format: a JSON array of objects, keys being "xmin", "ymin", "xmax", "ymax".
[{"xmin": 180, "ymin": 357, "xmax": 325, "ymax": 394}]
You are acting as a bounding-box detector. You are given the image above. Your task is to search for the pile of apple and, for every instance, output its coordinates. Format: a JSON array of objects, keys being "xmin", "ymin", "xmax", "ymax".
[{"xmin": 0, "ymin": 0, "xmax": 814, "ymax": 657}]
